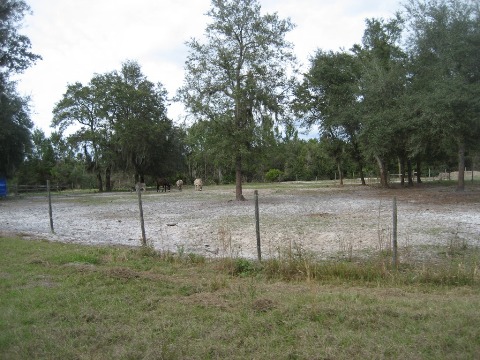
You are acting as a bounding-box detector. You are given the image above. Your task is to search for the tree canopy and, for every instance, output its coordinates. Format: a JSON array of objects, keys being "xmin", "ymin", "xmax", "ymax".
[
  {"xmin": 0, "ymin": 0, "xmax": 41, "ymax": 178},
  {"xmin": 294, "ymin": 0, "xmax": 479, "ymax": 189},
  {"xmin": 404, "ymin": 0, "xmax": 480, "ymax": 190},
  {"xmin": 9, "ymin": 0, "xmax": 480, "ymax": 192}
]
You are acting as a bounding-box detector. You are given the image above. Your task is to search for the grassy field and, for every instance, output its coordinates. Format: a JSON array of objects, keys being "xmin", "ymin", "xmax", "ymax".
[{"xmin": 1, "ymin": 236, "xmax": 479, "ymax": 359}]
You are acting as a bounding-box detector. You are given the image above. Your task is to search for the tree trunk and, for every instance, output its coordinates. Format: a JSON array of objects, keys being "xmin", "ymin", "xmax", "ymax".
[
  {"xmin": 351, "ymin": 141, "xmax": 366, "ymax": 185},
  {"xmin": 96, "ymin": 169, "xmax": 103, "ymax": 192},
  {"xmin": 235, "ymin": 154, "xmax": 245, "ymax": 201},
  {"xmin": 399, "ymin": 158, "xmax": 405, "ymax": 186},
  {"xmin": 337, "ymin": 161, "xmax": 343, "ymax": 186},
  {"xmin": 416, "ymin": 159, "xmax": 422, "ymax": 184},
  {"xmin": 359, "ymin": 168, "xmax": 366, "ymax": 186},
  {"xmin": 105, "ymin": 165, "xmax": 112, "ymax": 192},
  {"xmin": 218, "ymin": 167, "xmax": 223, "ymax": 184},
  {"xmin": 407, "ymin": 160, "xmax": 414, "ymax": 187},
  {"xmin": 375, "ymin": 155, "xmax": 388, "ymax": 187},
  {"xmin": 457, "ymin": 140, "xmax": 466, "ymax": 191}
]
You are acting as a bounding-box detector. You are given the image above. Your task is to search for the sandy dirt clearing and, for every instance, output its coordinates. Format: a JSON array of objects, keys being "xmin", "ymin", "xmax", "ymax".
[{"xmin": 1, "ymin": 183, "xmax": 479, "ymax": 260}]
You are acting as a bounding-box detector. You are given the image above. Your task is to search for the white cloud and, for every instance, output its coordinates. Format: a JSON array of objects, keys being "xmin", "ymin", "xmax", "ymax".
[{"xmin": 16, "ymin": 0, "xmax": 402, "ymax": 135}]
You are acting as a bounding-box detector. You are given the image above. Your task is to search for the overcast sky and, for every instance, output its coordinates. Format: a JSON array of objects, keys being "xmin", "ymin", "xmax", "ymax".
[{"xmin": 16, "ymin": 0, "xmax": 402, "ymax": 136}]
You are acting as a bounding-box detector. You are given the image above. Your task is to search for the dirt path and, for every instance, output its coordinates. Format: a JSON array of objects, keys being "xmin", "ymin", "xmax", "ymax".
[{"xmin": 2, "ymin": 183, "xmax": 479, "ymax": 260}]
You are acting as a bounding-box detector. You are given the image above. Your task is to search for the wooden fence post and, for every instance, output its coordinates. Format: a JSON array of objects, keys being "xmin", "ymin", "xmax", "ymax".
[
  {"xmin": 254, "ymin": 190, "xmax": 261, "ymax": 261},
  {"xmin": 392, "ymin": 196, "xmax": 398, "ymax": 269},
  {"xmin": 47, "ymin": 180, "xmax": 54, "ymax": 233},
  {"xmin": 137, "ymin": 187, "xmax": 147, "ymax": 246}
]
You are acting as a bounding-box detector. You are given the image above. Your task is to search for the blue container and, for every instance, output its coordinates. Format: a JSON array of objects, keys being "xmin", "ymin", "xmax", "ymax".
[{"xmin": 0, "ymin": 178, "xmax": 7, "ymax": 197}]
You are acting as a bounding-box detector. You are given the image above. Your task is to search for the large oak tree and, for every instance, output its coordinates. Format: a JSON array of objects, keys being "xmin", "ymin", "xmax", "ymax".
[
  {"xmin": 52, "ymin": 61, "xmax": 174, "ymax": 191},
  {"xmin": 178, "ymin": 0, "xmax": 297, "ymax": 200}
]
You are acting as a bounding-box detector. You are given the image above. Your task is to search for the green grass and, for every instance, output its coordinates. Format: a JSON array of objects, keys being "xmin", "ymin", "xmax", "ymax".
[{"xmin": 1, "ymin": 237, "xmax": 480, "ymax": 359}]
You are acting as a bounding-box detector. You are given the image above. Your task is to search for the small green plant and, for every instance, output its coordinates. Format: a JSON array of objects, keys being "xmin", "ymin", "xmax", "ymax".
[
  {"xmin": 208, "ymin": 276, "xmax": 227, "ymax": 291},
  {"xmin": 446, "ymin": 223, "xmax": 468, "ymax": 258},
  {"xmin": 50, "ymin": 252, "xmax": 101, "ymax": 265},
  {"xmin": 338, "ymin": 235, "xmax": 354, "ymax": 261},
  {"xmin": 187, "ymin": 253, "xmax": 206, "ymax": 264},
  {"xmin": 265, "ymin": 168, "xmax": 283, "ymax": 182},
  {"xmin": 138, "ymin": 244, "xmax": 158, "ymax": 258},
  {"xmin": 217, "ymin": 257, "xmax": 258, "ymax": 276},
  {"xmin": 176, "ymin": 244, "xmax": 185, "ymax": 258},
  {"xmin": 233, "ymin": 258, "xmax": 256, "ymax": 276}
]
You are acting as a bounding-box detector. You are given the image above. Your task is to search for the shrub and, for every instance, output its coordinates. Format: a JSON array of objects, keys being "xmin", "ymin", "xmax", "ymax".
[{"xmin": 265, "ymin": 168, "xmax": 283, "ymax": 182}]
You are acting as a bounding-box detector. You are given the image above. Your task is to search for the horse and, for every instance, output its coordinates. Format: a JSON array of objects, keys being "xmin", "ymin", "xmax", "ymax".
[
  {"xmin": 156, "ymin": 178, "xmax": 171, "ymax": 192},
  {"xmin": 176, "ymin": 179, "xmax": 183, "ymax": 191},
  {"xmin": 131, "ymin": 182, "xmax": 146, "ymax": 192},
  {"xmin": 194, "ymin": 178, "xmax": 203, "ymax": 191}
]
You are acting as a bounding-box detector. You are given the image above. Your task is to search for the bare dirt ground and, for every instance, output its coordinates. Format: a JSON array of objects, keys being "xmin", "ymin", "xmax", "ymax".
[{"xmin": 1, "ymin": 182, "xmax": 479, "ymax": 261}]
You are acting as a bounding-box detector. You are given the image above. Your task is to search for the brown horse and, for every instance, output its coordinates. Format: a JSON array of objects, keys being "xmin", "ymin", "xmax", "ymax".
[{"xmin": 156, "ymin": 178, "xmax": 171, "ymax": 192}]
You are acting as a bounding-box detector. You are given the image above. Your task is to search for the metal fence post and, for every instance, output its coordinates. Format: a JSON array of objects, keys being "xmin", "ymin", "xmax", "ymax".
[
  {"xmin": 47, "ymin": 180, "xmax": 54, "ymax": 233},
  {"xmin": 137, "ymin": 187, "xmax": 147, "ymax": 246},
  {"xmin": 392, "ymin": 196, "xmax": 398, "ymax": 269},
  {"xmin": 254, "ymin": 190, "xmax": 261, "ymax": 261}
]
